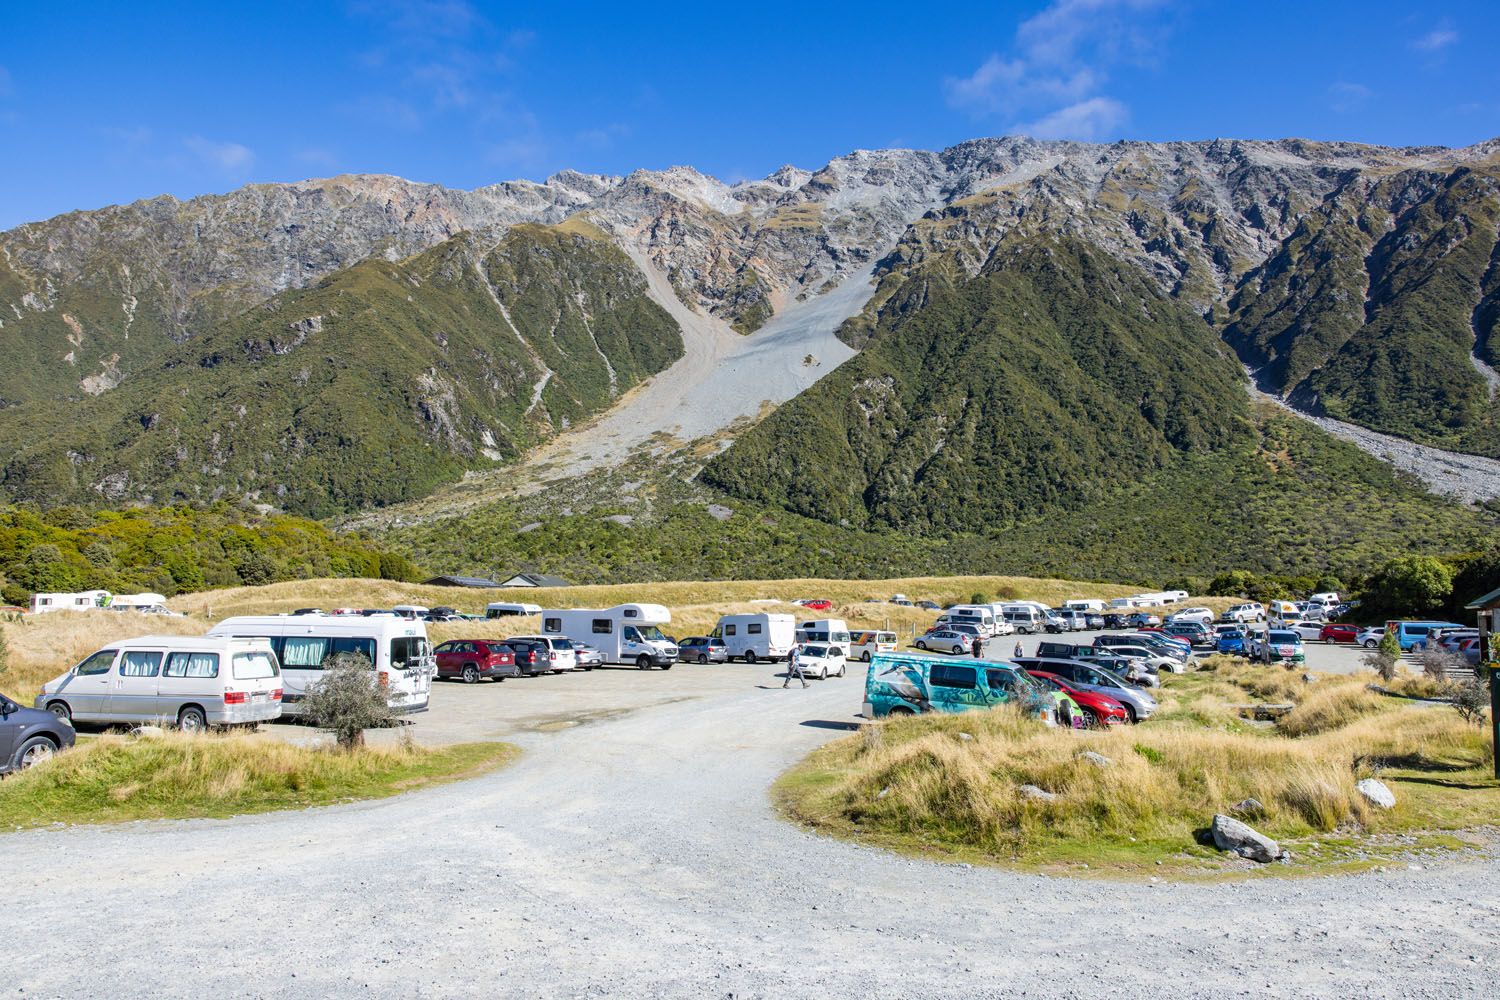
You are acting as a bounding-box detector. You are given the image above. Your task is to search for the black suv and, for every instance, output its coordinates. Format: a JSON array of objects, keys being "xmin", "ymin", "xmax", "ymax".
[
  {"xmin": 501, "ymin": 639, "xmax": 553, "ymax": 677},
  {"xmin": 1, "ymin": 690, "xmax": 76, "ymax": 774}
]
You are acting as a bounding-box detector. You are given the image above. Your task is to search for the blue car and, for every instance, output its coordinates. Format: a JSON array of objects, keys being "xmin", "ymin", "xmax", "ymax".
[{"xmin": 1217, "ymin": 630, "xmax": 1248, "ymax": 655}]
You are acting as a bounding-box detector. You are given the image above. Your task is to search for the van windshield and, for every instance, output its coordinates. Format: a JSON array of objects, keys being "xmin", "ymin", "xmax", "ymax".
[
  {"xmin": 233, "ymin": 652, "xmax": 280, "ymax": 680},
  {"xmin": 636, "ymin": 626, "xmax": 668, "ymax": 642}
]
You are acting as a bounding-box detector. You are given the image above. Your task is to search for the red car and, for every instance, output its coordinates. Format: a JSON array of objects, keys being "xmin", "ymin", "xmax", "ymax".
[
  {"xmin": 1318, "ymin": 623, "xmax": 1359, "ymax": 643},
  {"xmin": 433, "ymin": 639, "xmax": 519, "ymax": 683},
  {"xmin": 1025, "ymin": 670, "xmax": 1129, "ymax": 728}
]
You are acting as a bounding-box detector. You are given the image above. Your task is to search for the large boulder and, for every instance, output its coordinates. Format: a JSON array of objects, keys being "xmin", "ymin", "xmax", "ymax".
[
  {"xmin": 1356, "ymin": 778, "xmax": 1396, "ymax": 810},
  {"xmin": 1211, "ymin": 814, "xmax": 1282, "ymax": 863}
]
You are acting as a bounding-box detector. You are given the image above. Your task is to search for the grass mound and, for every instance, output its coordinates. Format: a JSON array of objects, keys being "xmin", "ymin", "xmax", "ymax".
[
  {"xmin": 0, "ymin": 731, "xmax": 517, "ymax": 829},
  {"xmin": 778, "ymin": 678, "xmax": 1497, "ymax": 878}
]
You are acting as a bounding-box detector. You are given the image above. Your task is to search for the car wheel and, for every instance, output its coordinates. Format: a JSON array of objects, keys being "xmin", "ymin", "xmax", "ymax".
[
  {"xmin": 47, "ymin": 701, "xmax": 72, "ymax": 723},
  {"xmin": 862, "ymin": 651, "xmax": 872, "ymax": 662},
  {"xmin": 15, "ymin": 736, "xmax": 59, "ymax": 770},
  {"xmin": 1124, "ymin": 704, "xmax": 1138, "ymax": 724},
  {"xmin": 889, "ymin": 706, "xmax": 915, "ymax": 717},
  {"xmin": 462, "ymin": 665, "xmax": 480, "ymax": 684},
  {"xmin": 637, "ymin": 655, "xmax": 652, "ymax": 669},
  {"xmin": 1363, "ymin": 639, "xmax": 1378, "ymax": 648},
  {"xmin": 819, "ymin": 665, "xmax": 829, "ymax": 680},
  {"xmin": 915, "ymin": 641, "xmax": 928, "ymax": 651},
  {"xmin": 838, "ymin": 664, "xmax": 847, "ymax": 678},
  {"xmin": 1079, "ymin": 708, "xmax": 1099, "ymax": 729},
  {"xmin": 178, "ymin": 705, "xmax": 208, "ymax": 733},
  {"xmin": 744, "ymin": 650, "xmax": 757, "ymax": 664},
  {"xmin": 698, "ymin": 654, "xmax": 708, "ymax": 664}
]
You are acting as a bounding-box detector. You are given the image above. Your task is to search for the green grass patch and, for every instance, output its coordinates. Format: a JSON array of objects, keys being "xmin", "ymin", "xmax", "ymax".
[{"xmin": 0, "ymin": 732, "xmax": 518, "ymax": 829}]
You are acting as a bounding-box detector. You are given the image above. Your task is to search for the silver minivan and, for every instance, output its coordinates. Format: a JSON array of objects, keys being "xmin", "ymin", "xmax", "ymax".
[{"xmin": 36, "ymin": 635, "xmax": 284, "ymax": 731}]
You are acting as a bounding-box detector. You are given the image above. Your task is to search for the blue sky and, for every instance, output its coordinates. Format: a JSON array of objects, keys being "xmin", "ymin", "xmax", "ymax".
[{"xmin": 1, "ymin": 0, "xmax": 1497, "ymax": 228}]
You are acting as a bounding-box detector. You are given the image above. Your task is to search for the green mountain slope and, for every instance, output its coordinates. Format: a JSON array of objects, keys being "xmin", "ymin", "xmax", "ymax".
[
  {"xmin": 0, "ymin": 223, "xmax": 682, "ymax": 517},
  {"xmin": 1224, "ymin": 162, "xmax": 1500, "ymax": 455},
  {"xmin": 700, "ymin": 236, "xmax": 1249, "ymax": 532}
]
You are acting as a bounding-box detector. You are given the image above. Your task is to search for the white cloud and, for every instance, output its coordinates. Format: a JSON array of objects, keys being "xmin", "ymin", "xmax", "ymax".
[
  {"xmin": 943, "ymin": 0, "xmax": 1170, "ymax": 141},
  {"xmin": 184, "ymin": 136, "xmax": 255, "ymax": 173},
  {"xmin": 1326, "ymin": 81, "xmax": 1372, "ymax": 114},
  {"xmin": 1412, "ymin": 22, "xmax": 1458, "ymax": 52},
  {"xmin": 1018, "ymin": 97, "xmax": 1129, "ymax": 140}
]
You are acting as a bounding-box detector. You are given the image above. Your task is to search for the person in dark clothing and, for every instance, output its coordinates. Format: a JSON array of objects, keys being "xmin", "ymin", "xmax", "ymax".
[{"xmin": 972, "ymin": 633, "xmax": 983, "ymax": 658}]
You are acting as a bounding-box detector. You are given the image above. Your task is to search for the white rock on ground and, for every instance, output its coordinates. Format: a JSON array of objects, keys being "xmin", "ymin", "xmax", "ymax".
[
  {"xmin": 1211, "ymin": 813, "xmax": 1283, "ymax": 863},
  {"xmin": 1357, "ymin": 778, "xmax": 1397, "ymax": 810}
]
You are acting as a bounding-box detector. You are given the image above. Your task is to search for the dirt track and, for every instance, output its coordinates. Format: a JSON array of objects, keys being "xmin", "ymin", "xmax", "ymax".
[{"xmin": 3, "ymin": 663, "xmax": 1496, "ymax": 999}]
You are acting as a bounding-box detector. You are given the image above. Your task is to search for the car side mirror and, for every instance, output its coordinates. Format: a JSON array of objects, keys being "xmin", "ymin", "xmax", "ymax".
[{"xmin": 0, "ymin": 701, "xmax": 11, "ymax": 717}]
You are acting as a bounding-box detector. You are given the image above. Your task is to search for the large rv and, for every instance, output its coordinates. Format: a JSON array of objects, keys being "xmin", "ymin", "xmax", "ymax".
[
  {"xmin": 540, "ymin": 604, "xmax": 679, "ymax": 669},
  {"xmin": 711, "ymin": 613, "xmax": 796, "ymax": 663},
  {"xmin": 208, "ymin": 614, "xmax": 435, "ymax": 715},
  {"xmin": 795, "ymin": 618, "xmax": 853, "ymax": 657},
  {"xmin": 29, "ymin": 590, "xmax": 112, "ymax": 614}
]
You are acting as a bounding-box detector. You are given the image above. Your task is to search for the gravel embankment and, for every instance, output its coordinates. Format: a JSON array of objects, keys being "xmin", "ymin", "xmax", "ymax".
[
  {"xmin": 2, "ymin": 665, "xmax": 1496, "ymax": 999},
  {"xmin": 1253, "ymin": 385, "xmax": 1500, "ymax": 503}
]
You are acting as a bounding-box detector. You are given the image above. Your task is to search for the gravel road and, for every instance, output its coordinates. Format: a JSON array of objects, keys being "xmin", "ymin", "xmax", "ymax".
[{"xmin": 3, "ymin": 664, "xmax": 1497, "ymax": 999}]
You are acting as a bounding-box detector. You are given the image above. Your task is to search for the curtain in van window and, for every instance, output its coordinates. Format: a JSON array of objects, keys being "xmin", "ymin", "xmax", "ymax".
[
  {"xmin": 281, "ymin": 637, "xmax": 331, "ymax": 669},
  {"xmin": 164, "ymin": 652, "xmax": 219, "ymax": 678},
  {"xmin": 119, "ymin": 651, "xmax": 162, "ymax": 677}
]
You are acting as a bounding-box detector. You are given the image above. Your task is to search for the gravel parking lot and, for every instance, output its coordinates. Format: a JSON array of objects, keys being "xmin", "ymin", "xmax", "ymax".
[{"xmin": 4, "ymin": 652, "xmax": 1495, "ymax": 999}]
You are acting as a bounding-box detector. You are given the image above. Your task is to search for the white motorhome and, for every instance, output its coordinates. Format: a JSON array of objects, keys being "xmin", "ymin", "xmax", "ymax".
[
  {"xmin": 208, "ymin": 614, "xmax": 434, "ymax": 715},
  {"xmin": 712, "ymin": 613, "xmax": 795, "ymax": 663},
  {"xmin": 795, "ymin": 618, "xmax": 852, "ymax": 656},
  {"xmin": 946, "ymin": 605, "xmax": 996, "ymax": 636},
  {"xmin": 36, "ymin": 634, "xmax": 283, "ymax": 730},
  {"xmin": 1063, "ymin": 599, "xmax": 1107, "ymax": 613},
  {"xmin": 541, "ymin": 604, "xmax": 679, "ymax": 669},
  {"xmin": 486, "ymin": 601, "xmax": 541, "ymax": 618},
  {"xmin": 28, "ymin": 590, "xmax": 111, "ymax": 614}
]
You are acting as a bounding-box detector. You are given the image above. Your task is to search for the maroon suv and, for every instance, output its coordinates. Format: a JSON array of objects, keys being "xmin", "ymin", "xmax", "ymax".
[{"xmin": 433, "ymin": 640, "xmax": 519, "ymax": 683}]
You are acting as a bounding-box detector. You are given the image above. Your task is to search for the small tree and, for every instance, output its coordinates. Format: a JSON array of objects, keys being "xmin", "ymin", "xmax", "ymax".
[
  {"xmin": 1363, "ymin": 629, "xmax": 1402, "ymax": 682},
  {"xmin": 969, "ymin": 591, "xmax": 989, "ymax": 605},
  {"xmin": 1451, "ymin": 676, "xmax": 1491, "ymax": 727},
  {"xmin": 1417, "ymin": 645, "xmax": 1463, "ymax": 684},
  {"xmin": 297, "ymin": 653, "xmax": 397, "ymax": 749}
]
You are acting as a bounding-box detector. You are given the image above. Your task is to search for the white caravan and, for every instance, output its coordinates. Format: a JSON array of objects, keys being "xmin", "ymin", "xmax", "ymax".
[
  {"xmin": 36, "ymin": 634, "xmax": 283, "ymax": 730},
  {"xmin": 540, "ymin": 604, "xmax": 679, "ymax": 669},
  {"xmin": 712, "ymin": 613, "xmax": 796, "ymax": 663},
  {"xmin": 795, "ymin": 619, "xmax": 853, "ymax": 656},
  {"xmin": 208, "ymin": 614, "xmax": 434, "ymax": 715},
  {"xmin": 486, "ymin": 601, "xmax": 542, "ymax": 618},
  {"xmin": 1063, "ymin": 599, "xmax": 1106, "ymax": 613},
  {"xmin": 28, "ymin": 590, "xmax": 111, "ymax": 614}
]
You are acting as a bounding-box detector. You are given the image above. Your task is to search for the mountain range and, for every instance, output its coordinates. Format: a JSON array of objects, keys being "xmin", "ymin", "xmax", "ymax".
[{"xmin": 3, "ymin": 135, "xmax": 1499, "ymax": 583}]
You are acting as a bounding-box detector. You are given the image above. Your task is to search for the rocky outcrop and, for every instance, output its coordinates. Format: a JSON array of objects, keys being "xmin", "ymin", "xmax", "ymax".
[{"xmin": 1211, "ymin": 813, "xmax": 1285, "ymax": 863}]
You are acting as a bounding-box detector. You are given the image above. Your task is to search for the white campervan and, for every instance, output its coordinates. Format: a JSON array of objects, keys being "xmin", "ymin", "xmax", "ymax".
[
  {"xmin": 36, "ymin": 634, "xmax": 283, "ymax": 730},
  {"xmin": 541, "ymin": 604, "xmax": 679, "ymax": 669},
  {"xmin": 208, "ymin": 614, "xmax": 434, "ymax": 715},
  {"xmin": 1063, "ymin": 599, "xmax": 1107, "ymax": 613},
  {"xmin": 486, "ymin": 601, "xmax": 541, "ymax": 618},
  {"xmin": 28, "ymin": 590, "xmax": 111, "ymax": 614},
  {"xmin": 712, "ymin": 613, "xmax": 795, "ymax": 663},
  {"xmin": 946, "ymin": 605, "xmax": 997, "ymax": 636},
  {"xmin": 795, "ymin": 619, "xmax": 853, "ymax": 657}
]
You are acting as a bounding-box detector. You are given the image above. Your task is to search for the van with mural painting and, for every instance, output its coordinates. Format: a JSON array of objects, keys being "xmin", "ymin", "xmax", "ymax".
[{"xmin": 862, "ymin": 651, "xmax": 1055, "ymax": 722}]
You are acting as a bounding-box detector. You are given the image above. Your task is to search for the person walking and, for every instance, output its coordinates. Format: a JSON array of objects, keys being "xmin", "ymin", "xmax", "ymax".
[
  {"xmin": 783, "ymin": 644, "xmax": 808, "ymax": 689},
  {"xmin": 1014, "ymin": 639, "xmax": 1024, "ymax": 659},
  {"xmin": 971, "ymin": 632, "xmax": 983, "ymax": 658}
]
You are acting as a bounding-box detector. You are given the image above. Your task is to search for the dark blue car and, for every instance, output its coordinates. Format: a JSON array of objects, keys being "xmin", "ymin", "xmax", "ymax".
[{"xmin": 1, "ymin": 689, "xmax": 75, "ymax": 774}]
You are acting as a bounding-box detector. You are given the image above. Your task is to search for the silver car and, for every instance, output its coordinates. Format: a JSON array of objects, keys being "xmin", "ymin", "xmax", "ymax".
[
  {"xmin": 1016, "ymin": 657, "xmax": 1157, "ymax": 723},
  {"xmin": 913, "ymin": 630, "xmax": 971, "ymax": 655}
]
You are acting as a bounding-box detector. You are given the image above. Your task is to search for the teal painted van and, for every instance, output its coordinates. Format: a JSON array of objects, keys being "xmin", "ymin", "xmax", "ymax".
[{"xmin": 862, "ymin": 651, "xmax": 1054, "ymax": 720}]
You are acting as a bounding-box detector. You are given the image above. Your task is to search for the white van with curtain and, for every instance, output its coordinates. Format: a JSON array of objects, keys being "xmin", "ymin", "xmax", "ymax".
[
  {"xmin": 36, "ymin": 635, "xmax": 283, "ymax": 731},
  {"xmin": 208, "ymin": 614, "xmax": 434, "ymax": 715}
]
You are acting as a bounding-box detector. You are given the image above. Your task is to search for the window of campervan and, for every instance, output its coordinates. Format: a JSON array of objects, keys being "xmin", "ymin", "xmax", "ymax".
[{"xmin": 487, "ymin": 602, "xmax": 541, "ymax": 618}]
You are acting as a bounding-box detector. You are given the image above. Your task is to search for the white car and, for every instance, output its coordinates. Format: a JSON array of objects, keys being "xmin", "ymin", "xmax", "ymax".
[
  {"xmin": 795, "ymin": 643, "xmax": 846, "ymax": 679},
  {"xmin": 1166, "ymin": 607, "xmax": 1214, "ymax": 626},
  {"xmin": 1286, "ymin": 622, "xmax": 1326, "ymax": 642},
  {"xmin": 1221, "ymin": 603, "xmax": 1265, "ymax": 623}
]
